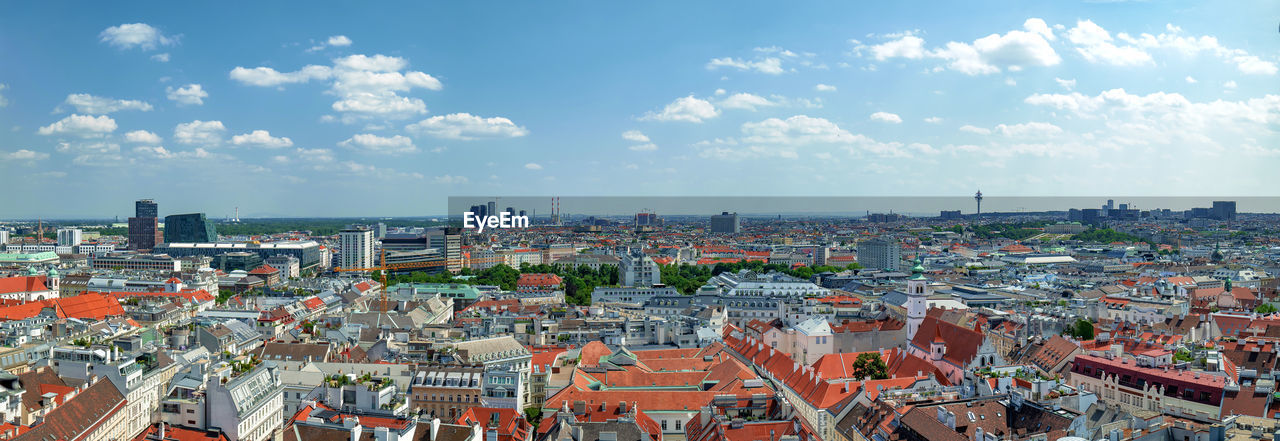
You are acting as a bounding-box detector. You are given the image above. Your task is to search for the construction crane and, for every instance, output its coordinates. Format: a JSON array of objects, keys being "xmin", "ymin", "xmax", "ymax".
[{"xmin": 333, "ymin": 250, "xmax": 506, "ymax": 313}]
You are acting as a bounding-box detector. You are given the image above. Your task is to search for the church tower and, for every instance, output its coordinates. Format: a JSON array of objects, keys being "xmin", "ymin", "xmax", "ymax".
[{"xmin": 906, "ymin": 257, "xmax": 928, "ymax": 340}]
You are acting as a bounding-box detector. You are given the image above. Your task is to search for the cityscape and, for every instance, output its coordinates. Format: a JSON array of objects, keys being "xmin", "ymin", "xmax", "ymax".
[{"xmin": 2, "ymin": 2, "xmax": 1280, "ymax": 441}]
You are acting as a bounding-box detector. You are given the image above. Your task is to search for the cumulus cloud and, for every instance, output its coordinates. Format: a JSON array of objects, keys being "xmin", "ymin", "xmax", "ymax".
[
  {"xmin": 870, "ymin": 111, "xmax": 903, "ymax": 124},
  {"xmin": 524, "ymin": 163, "xmax": 543, "ymax": 170},
  {"xmin": 62, "ymin": 94, "xmax": 152, "ymax": 114},
  {"xmin": 1, "ymin": 149, "xmax": 49, "ymax": 162},
  {"xmin": 959, "ymin": 125, "xmax": 992, "ymax": 135},
  {"xmin": 433, "ymin": 175, "xmax": 468, "ymax": 184},
  {"xmin": 706, "ymin": 57, "xmax": 784, "ymax": 74},
  {"xmin": 814, "ymin": 84, "xmax": 837, "ymax": 92},
  {"xmin": 38, "ymin": 114, "xmax": 117, "ymax": 137},
  {"xmin": 1065, "ymin": 20, "xmax": 1276, "ymax": 75},
  {"xmin": 621, "ymin": 130, "xmax": 650, "ymax": 143},
  {"xmin": 863, "ymin": 19, "xmax": 1060, "ymax": 75},
  {"xmin": 166, "ymin": 84, "xmax": 208, "ymax": 106},
  {"xmin": 308, "ymin": 35, "xmax": 353, "ymax": 52},
  {"xmin": 1055, "ymin": 77, "xmax": 1077, "ymax": 90},
  {"xmin": 628, "ymin": 143, "xmax": 658, "ymax": 152},
  {"xmin": 151, "ymin": 53, "xmax": 170, "ymax": 62},
  {"xmin": 338, "ymin": 133, "xmax": 418, "ymax": 154},
  {"xmin": 173, "ymin": 120, "xmax": 225, "ymax": 145},
  {"xmin": 923, "ymin": 117, "xmax": 942, "ymax": 124},
  {"xmin": 994, "ymin": 122, "xmax": 1063, "ymax": 137},
  {"xmin": 719, "ymin": 93, "xmax": 781, "ymax": 111},
  {"xmin": 407, "ymin": 113, "xmax": 529, "ymax": 140},
  {"xmin": 231, "ymin": 53, "xmax": 444, "ymax": 122},
  {"xmin": 641, "ymin": 96, "xmax": 720, "ymax": 123},
  {"xmin": 99, "ymin": 23, "xmax": 177, "ymax": 50},
  {"xmin": 124, "ymin": 130, "xmax": 162, "ymax": 144},
  {"xmin": 231, "ymin": 130, "xmax": 294, "ymax": 148}
]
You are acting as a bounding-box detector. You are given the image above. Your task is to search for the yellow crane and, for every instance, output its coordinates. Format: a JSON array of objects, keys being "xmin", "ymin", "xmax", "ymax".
[{"xmin": 333, "ymin": 250, "xmax": 506, "ymax": 313}]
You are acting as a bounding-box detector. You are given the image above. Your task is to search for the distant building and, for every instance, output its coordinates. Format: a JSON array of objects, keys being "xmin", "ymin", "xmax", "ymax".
[
  {"xmin": 1212, "ymin": 200, "xmax": 1237, "ymax": 221},
  {"xmin": 1044, "ymin": 222, "xmax": 1086, "ymax": 234},
  {"xmin": 709, "ymin": 212, "xmax": 740, "ymax": 234},
  {"xmin": 620, "ymin": 250, "xmax": 660, "ymax": 287},
  {"xmin": 55, "ymin": 228, "xmax": 81, "ymax": 246},
  {"xmin": 338, "ymin": 227, "xmax": 374, "ymax": 271},
  {"xmin": 858, "ymin": 237, "xmax": 901, "ymax": 271},
  {"xmin": 164, "ymin": 213, "xmax": 218, "ymax": 243},
  {"xmin": 156, "ymin": 241, "xmax": 322, "ymax": 269},
  {"xmin": 427, "ymin": 227, "xmax": 462, "ymax": 273},
  {"xmin": 939, "ymin": 210, "xmax": 962, "ymax": 220},
  {"xmin": 128, "ymin": 217, "xmax": 161, "ymax": 251},
  {"xmin": 136, "ymin": 199, "xmax": 158, "ymax": 218}
]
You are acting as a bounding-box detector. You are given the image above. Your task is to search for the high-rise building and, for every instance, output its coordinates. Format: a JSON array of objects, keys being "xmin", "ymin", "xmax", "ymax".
[
  {"xmin": 710, "ymin": 212, "xmax": 740, "ymax": 234},
  {"xmin": 135, "ymin": 199, "xmax": 158, "ymax": 219},
  {"xmin": 487, "ymin": 201, "xmax": 497, "ymax": 219},
  {"xmin": 56, "ymin": 228, "xmax": 82, "ymax": 247},
  {"xmin": 427, "ymin": 227, "xmax": 462, "ymax": 273},
  {"xmin": 0, "ymin": 230, "xmax": 8, "ymax": 245},
  {"xmin": 164, "ymin": 213, "xmax": 218, "ymax": 243},
  {"xmin": 858, "ymin": 237, "xmax": 901, "ymax": 271},
  {"xmin": 620, "ymin": 250, "xmax": 660, "ymax": 287},
  {"xmin": 339, "ymin": 227, "xmax": 375, "ymax": 271},
  {"xmin": 128, "ymin": 198, "xmax": 161, "ymax": 251},
  {"xmin": 1212, "ymin": 201, "xmax": 1237, "ymax": 221},
  {"xmin": 376, "ymin": 223, "xmax": 387, "ymax": 239}
]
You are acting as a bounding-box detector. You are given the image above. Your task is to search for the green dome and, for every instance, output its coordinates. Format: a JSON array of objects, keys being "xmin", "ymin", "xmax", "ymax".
[
  {"xmin": 47, "ymin": 268, "xmax": 58, "ymax": 278},
  {"xmin": 26, "ymin": 267, "xmax": 39, "ymax": 276},
  {"xmin": 910, "ymin": 258, "xmax": 926, "ymax": 280}
]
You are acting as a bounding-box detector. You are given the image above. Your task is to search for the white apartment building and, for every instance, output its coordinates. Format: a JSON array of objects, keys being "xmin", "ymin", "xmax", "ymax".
[{"xmin": 339, "ymin": 227, "xmax": 375, "ymax": 271}]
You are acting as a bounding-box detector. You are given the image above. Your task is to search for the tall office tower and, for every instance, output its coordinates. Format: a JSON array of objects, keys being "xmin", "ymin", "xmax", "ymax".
[
  {"xmin": 487, "ymin": 201, "xmax": 497, "ymax": 219},
  {"xmin": 858, "ymin": 237, "xmax": 902, "ymax": 271},
  {"xmin": 164, "ymin": 213, "xmax": 219, "ymax": 243},
  {"xmin": 56, "ymin": 228, "xmax": 83, "ymax": 246},
  {"xmin": 129, "ymin": 198, "xmax": 161, "ymax": 251},
  {"xmin": 0, "ymin": 230, "xmax": 8, "ymax": 246},
  {"xmin": 376, "ymin": 223, "xmax": 387, "ymax": 239},
  {"xmin": 136, "ymin": 199, "xmax": 158, "ymax": 219},
  {"xmin": 710, "ymin": 212, "xmax": 740, "ymax": 234},
  {"xmin": 1212, "ymin": 201, "xmax": 1237, "ymax": 221},
  {"xmin": 339, "ymin": 227, "xmax": 375, "ymax": 271},
  {"xmin": 427, "ymin": 227, "xmax": 462, "ymax": 273}
]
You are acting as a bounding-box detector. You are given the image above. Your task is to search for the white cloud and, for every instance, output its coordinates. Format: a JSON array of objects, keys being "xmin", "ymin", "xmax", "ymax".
[
  {"xmin": 433, "ymin": 175, "xmax": 468, "ymax": 184},
  {"xmin": 814, "ymin": 84, "xmax": 837, "ymax": 92},
  {"xmin": 870, "ymin": 35, "xmax": 927, "ymax": 60},
  {"xmin": 151, "ymin": 53, "xmax": 170, "ymax": 62},
  {"xmin": 706, "ymin": 57, "xmax": 784, "ymax": 74},
  {"xmin": 719, "ymin": 93, "xmax": 781, "ymax": 111},
  {"xmin": 166, "ymin": 84, "xmax": 208, "ymax": 106},
  {"xmin": 1, "ymin": 149, "xmax": 49, "ymax": 161},
  {"xmin": 407, "ymin": 113, "xmax": 529, "ymax": 140},
  {"xmin": 1065, "ymin": 20, "xmax": 1154, "ymax": 66},
  {"xmin": 1224, "ymin": 80, "xmax": 1238, "ymax": 89},
  {"xmin": 124, "ymin": 130, "xmax": 162, "ymax": 144},
  {"xmin": 870, "ymin": 111, "xmax": 902, "ymax": 124},
  {"xmin": 868, "ymin": 19, "xmax": 1060, "ymax": 75},
  {"xmin": 621, "ymin": 130, "xmax": 649, "ymax": 143},
  {"xmin": 328, "ymin": 35, "xmax": 353, "ymax": 47},
  {"xmin": 338, "ymin": 133, "xmax": 417, "ymax": 154},
  {"xmin": 641, "ymin": 95, "xmax": 720, "ymax": 123},
  {"xmin": 37, "ymin": 114, "xmax": 117, "ymax": 137},
  {"xmin": 741, "ymin": 115, "xmax": 865, "ymax": 145},
  {"xmin": 994, "ymin": 122, "xmax": 1063, "ymax": 137},
  {"xmin": 1055, "ymin": 77, "xmax": 1077, "ymax": 90},
  {"xmin": 524, "ymin": 163, "xmax": 543, "ymax": 170},
  {"xmin": 230, "ymin": 65, "xmax": 333, "ymax": 87},
  {"xmin": 132, "ymin": 146, "xmax": 215, "ymax": 160},
  {"xmin": 628, "ymin": 143, "xmax": 658, "ymax": 152},
  {"xmin": 308, "ymin": 35, "xmax": 354, "ymax": 51},
  {"xmin": 923, "ymin": 116, "xmax": 942, "ymax": 124},
  {"xmin": 62, "ymin": 94, "xmax": 152, "ymax": 114},
  {"xmin": 231, "ymin": 130, "xmax": 294, "ymax": 148},
  {"xmin": 959, "ymin": 125, "xmax": 992, "ymax": 135},
  {"xmin": 173, "ymin": 120, "xmax": 225, "ymax": 145},
  {"xmin": 232, "ymin": 54, "xmax": 443, "ymax": 121},
  {"xmin": 99, "ymin": 23, "xmax": 177, "ymax": 50},
  {"xmin": 1185, "ymin": 76, "xmax": 1197, "ymax": 84},
  {"xmin": 1065, "ymin": 20, "xmax": 1276, "ymax": 75}
]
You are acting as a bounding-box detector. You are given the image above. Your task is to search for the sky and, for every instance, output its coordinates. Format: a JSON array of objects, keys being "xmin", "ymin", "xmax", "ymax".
[{"xmin": 1, "ymin": 1, "xmax": 1277, "ymax": 218}]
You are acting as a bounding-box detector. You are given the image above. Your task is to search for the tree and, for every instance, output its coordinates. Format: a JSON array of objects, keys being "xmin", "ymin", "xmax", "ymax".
[
  {"xmin": 851, "ymin": 353, "xmax": 889, "ymax": 380},
  {"xmin": 524, "ymin": 407, "xmax": 543, "ymax": 426},
  {"xmin": 1070, "ymin": 319, "xmax": 1095, "ymax": 340},
  {"xmin": 1256, "ymin": 303, "xmax": 1278, "ymax": 314}
]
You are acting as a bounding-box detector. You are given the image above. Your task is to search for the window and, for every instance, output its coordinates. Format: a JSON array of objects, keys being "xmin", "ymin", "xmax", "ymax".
[
  {"xmin": 662, "ymin": 420, "xmax": 668, "ymax": 431},
  {"xmin": 676, "ymin": 420, "xmax": 682, "ymax": 430}
]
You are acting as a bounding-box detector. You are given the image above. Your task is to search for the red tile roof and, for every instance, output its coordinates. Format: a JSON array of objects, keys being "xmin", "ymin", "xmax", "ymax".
[
  {"xmin": 0, "ymin": 293, "xmax": 125, "ymax": 321},
  {"xmin": 0, "ymin": 276, "xmax": 48, "ymax": 295}
]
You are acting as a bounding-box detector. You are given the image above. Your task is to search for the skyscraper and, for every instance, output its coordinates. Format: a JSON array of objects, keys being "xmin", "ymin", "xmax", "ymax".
[
  {"xmin": 164, "ymin": 213, "xmax": 218, "ymax": 243},
  {"xmin": 1212, "ymin": 201, "xmax": 1237, "ymax": 221},
  {"xmin": 858, "ymin": 237, "xmax": 901, "ymax": 271},
  {"xmin": 128, "ymin": 198, "xmax": 161, "ymax": 251},
  {"xmin": 487, "ymin": 201, "xmax": 497, "ymax": 219},
  {"xmin": 710, "ymin": 212, "xmax": 740, "ymax": 234},
  {"xmin": 56, "ymin": 228, "xmax": 82, "ymax": 246},
  {"xmin": 339, "ymin": 227, "xmax": 375, "ymax": 271}
]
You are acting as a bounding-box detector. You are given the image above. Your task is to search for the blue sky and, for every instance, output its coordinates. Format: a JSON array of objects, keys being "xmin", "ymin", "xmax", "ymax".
[{"xmin": 1, "ymin": 1, "xmax": 1277, "ymax": 218}]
